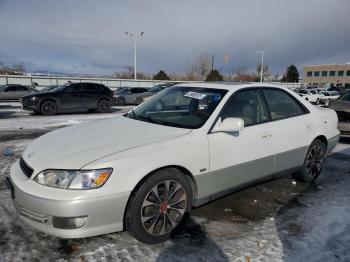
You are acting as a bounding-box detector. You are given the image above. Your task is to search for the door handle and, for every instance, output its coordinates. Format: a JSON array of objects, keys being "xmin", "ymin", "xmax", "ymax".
[{"xmin": 262, "ymin": 133, "xmax": 272, "ymax": 139}]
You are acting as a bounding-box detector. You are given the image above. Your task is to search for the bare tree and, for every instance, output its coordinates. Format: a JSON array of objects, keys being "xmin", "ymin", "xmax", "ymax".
[
  {"xmin": 188, "ymin": 53, "xmax": 212, "ymax": 80},
  {"xmin": 233, "ymin": 66, "xmax": 259, "ymax": 82},
  {"xmin": 256, "ymin": 63, "xmax": 270, "ymax": 78}
]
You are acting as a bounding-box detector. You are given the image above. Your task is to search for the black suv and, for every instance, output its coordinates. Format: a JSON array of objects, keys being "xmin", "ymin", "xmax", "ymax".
[{"xmin": 21, "ymin": 82, "xmax": 114, "ymax": 115}]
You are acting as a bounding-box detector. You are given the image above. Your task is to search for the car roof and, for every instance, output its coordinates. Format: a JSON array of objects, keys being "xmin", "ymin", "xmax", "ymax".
[{"xmin": 175, "ymin": 82, "xmax": 287, "ymax": 91}]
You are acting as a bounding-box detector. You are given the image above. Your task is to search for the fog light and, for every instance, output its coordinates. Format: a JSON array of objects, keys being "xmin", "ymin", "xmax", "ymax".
[{"xmin": 52, "ymin": 216, "xmax": 88, "ymax": 229}]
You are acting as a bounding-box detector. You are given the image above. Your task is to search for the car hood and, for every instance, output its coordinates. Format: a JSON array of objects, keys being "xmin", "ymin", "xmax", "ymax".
[
  {"xmin": 22, "ymin": 116, "xmax": 191, "ymax": 173},
  {"xmin": 22, "ymin": 92, "xmax": 51, "ymax": 99}
]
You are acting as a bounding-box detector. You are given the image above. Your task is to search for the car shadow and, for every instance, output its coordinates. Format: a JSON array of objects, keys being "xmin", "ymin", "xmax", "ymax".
[{"xmin": 155, "ymin": 216, "xmax": 229, "ymax": 262}]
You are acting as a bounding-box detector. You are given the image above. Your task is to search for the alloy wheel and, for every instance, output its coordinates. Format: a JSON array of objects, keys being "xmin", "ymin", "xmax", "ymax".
[
  {"xmin": 141, "ymin": 180, "xmax": 187, "ymax": 236},
  {"xmin": 306, "ymin": 145, "xmax": 324, "ymax": 179}
]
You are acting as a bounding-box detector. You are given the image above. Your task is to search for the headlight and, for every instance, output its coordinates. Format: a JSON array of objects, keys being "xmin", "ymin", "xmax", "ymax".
[
  {"xmin": 30, "ymin": 97, "xmax": 37, "ymax": 101},
  {"xmin": 34, "ymin": 168, "xmax": 112, "ymax": 190}
]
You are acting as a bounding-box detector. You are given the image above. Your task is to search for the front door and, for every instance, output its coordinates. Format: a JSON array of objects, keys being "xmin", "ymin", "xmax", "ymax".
[
  {"xmin": 207, "ymin": 89, "xmax": 274, "ymax": 195},
  {"xmin": 62, "ymin": 83, "xmax": 89, "ymax": 111}
]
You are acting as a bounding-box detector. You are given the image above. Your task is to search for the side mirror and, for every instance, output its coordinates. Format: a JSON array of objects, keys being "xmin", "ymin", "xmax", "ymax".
[{"xmin": 212, "ymin": 118, "xmax": 244, "ymax": 133}]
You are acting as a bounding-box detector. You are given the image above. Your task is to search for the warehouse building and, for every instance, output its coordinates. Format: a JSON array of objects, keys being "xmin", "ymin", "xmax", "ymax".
[{"xmin": 303, "ymin": 63, "xmax": 350, "ymax": 89}]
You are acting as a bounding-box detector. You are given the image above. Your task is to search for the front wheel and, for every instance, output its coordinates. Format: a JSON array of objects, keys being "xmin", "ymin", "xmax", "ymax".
[
  {"xmin": 97, "ymin": 99, "xmax": 111, "ymax": 113},
  {"xmin": 293, "ymin": 139, "xmax": 326, "ymax": 183},
  {"xmin": 125, "ymin": 168, "xmax": 192, "ymax": 244},
  {"xmin": 40, "ymin": 100, "xmax": 57, "ymax": 115}
]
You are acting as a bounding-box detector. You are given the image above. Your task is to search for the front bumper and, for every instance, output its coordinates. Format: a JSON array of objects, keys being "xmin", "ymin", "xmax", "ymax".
[
  {"xmin": 8, "ymin": 160, "xmax": 130, "ymax": 238},
  {"xmin": 21, "ymin": 98, "xmax": 39, "ymax": 111}
]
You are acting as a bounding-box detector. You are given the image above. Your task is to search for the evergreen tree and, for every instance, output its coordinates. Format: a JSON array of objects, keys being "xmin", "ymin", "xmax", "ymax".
[
  {"xmin": 153, "ymin": 70, "xmax": 170, "ymax": 80},
  {"xmin": 205, "ymin": 70, "xmax": 223, "ymax": 81},
  {"xmin": 282, "ymin": 65, "xmax": 299, "ymax": 82}
]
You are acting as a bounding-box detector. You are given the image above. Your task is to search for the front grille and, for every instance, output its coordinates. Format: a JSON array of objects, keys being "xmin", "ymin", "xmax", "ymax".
[{"xmin": 19, "ymin": 157, "xmax": 34, "ymax": 178}]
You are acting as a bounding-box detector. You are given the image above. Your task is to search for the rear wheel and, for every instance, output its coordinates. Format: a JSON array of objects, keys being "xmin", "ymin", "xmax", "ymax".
[
  {"xmin": 40, "ymin": 100, "xmax": 57, "ymax": 115},
  {"xmin": 294, "ymin": 139, "xmax": 326, "ymax": 183},
  {"xmin": 125, "ymin": 168, "xmax": 192, "ymax": 244},
  {"xmin": 97, "ymin": 99, "xmax": 111, "ymax": 113}
]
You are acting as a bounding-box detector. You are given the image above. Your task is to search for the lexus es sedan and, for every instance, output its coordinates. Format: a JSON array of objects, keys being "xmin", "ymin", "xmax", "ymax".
[
  {"xmin": 114, "ymin": 87, "xmax": 148, "ymax": 105},
  {"xmin": 7, "ymin": 83, "xmax": 339, "ymax": 244},
  {"xmin": 134, "ymin": 83, "xmax": 178, "ymax": 104},
  {"xmin": 0, "ymin": 84, "xmax": 36, "ymax": 100},
  {"xmin": 21, "ymin": 82, "xmax": 114, "ymax": 115}
]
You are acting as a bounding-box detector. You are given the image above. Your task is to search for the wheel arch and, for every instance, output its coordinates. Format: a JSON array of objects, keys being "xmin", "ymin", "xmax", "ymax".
[
  {"xmin": 313, "ymin": 135, "xmax": 328, "ymax": 149},
  {"xmin": 39, "ymin": 98, "xmax": 60, "ymax": 110},
  {"xmin": 122, "ymin": 165, "xmax": 198, "ymax": 230}
]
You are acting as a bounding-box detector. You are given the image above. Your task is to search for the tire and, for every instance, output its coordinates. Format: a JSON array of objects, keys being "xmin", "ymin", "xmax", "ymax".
[
  {"xmin": 40, "ymin": 100, "xmax": 57, "ymax": 115},
  {"xmin": 293, "ymin": 139, "xmax": 326, "ymax": 183},
  {"xmin": 125, "ymin": 168, "xmax": 192, "ymax": 244},
  {"xmin": 316, "ymin": 98, "xmax": 320, "ymax": 105},
  {"xmin": 97, "ymin": 99, "xmax": 111, "ymax": 113},
  {"xmin": 118, "ymin": 97, "xmax": 126, "ymax": 105}
]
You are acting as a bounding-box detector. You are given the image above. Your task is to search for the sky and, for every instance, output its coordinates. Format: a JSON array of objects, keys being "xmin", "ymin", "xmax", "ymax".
[{"xmin": 0, "ymin": 0, "xmax": 350, "ymax": 76}]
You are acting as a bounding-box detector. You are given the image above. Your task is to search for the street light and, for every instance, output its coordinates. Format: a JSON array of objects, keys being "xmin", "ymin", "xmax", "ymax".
[
  {"xmin": 125, "ymin": 31, "xmax": 144, "ymax": 80},
  {"xmin": 256, "ymin": 50, "xmax": 268, "ymax": 83}
]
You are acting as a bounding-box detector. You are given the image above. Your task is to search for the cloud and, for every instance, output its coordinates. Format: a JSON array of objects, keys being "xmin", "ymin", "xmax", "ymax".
[{"xmin": 0, "ymin": 0, "xmax": 349, "ymax": 75}]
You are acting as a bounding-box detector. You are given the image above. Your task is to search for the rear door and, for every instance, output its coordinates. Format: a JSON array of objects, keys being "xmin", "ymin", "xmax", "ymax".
[
  {"xmin": 207, "ymin": 88, "xmax": 275, "ymax": 194},
  {"xmin": 83, "ymin": 83, "xmax": 100, "ymax": 108},
  {"xmin": 261, "ymin": 88, "xmax": 313, "ymax": 172}
]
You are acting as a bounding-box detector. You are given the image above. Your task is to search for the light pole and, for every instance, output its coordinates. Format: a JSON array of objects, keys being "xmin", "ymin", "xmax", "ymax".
[
  {"xmin": 256, "ymin": 50, "xmax": 268, "ymax": 83},
  {"xmin": 125, "ymin": 31, "xmax": 144, "ymax": 80}
]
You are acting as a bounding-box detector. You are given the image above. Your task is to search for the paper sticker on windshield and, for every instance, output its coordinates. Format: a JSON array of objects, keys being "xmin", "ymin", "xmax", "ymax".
[{"xmin": 184, "ymin": 92, "xmax": 207, "ymax": 100}]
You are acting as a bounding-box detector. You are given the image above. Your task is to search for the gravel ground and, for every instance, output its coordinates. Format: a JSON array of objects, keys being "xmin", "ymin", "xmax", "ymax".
[{"xmin": 1, "ymin": 102, "xmax": 350, "ymax": 262}]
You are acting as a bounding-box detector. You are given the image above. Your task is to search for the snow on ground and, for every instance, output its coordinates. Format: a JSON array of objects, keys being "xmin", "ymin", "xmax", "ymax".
[
  {"xmin": 0, "ymin": 102, "xmax": 350, "ymax": 262},
  {"xmin": 0, "ymin": 102, "xmax": 133, "ymax": 130}
]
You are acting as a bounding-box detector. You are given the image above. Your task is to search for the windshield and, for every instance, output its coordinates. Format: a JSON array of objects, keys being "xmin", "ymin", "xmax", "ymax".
[
  {"xmin": 338, "ymin": 91, "xmax": 350, "ymax": 101},
  {"xmin": 126, "ymin": 86, "xmax": 227, "ymax": 129},
  {"xmin": 49, "ymin": 84, "xmax": 68, "ymax": 92},
  {"xmin": 40, "ymin": 86, "xmax": 57, "ymax": 92},
  {"xmin": 149, "ymin": 84, "xmax": 169, "ymax": 93},
  {"xmin": 115, "ymin": 88, "xmax": 131, "ymax": 95}
]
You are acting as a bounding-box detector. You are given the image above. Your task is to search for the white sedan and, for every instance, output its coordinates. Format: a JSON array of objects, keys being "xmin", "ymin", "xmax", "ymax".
[
  {"xmin": 7, "ymin": 83, "xmax": 339, "ymax": 244},
  {"xmin": 296, "ymin": 89, "xmax": 321, "ymax": 104}
]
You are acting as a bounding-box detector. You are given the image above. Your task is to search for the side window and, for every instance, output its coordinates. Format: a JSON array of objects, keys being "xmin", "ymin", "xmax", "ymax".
[
  {"xmin": 263, "ymin": 89, "xmax": 307, "ymax": 121},
  {"xmin": 220, "ymin": 89, "xmax": 269, "ymax": 127},
  {"xmin": 130, "ymin": 88, "xmax": 139, "ymax": 94},
  {"xmin": 84, "ymin": 83, "xmax": 97, "ymax": 92},
  {"xmin": 17, "ymin": 86, "xmax": 28, "ymax": 91},
  {"xmin": 6, "ymin": 86, "xmax": 16, "ymax": 92},
  {"xmin": 64, "ymin": 84, "xmax": 82, "ymax": 92}
]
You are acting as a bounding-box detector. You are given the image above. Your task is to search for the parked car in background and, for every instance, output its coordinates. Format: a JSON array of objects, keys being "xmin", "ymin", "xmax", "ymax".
[
  {"xmin": 319, "ymin": 91, "xmax": 340, "ymax": 106},
  {"xmin": 296, "ymin": 89, "xmax": 321, "ymax": 104},
  {"xmin": 114, "ymin": 87, "xmax": 148, "ymax": 105},
  {"xmin": 21, "ymin": 82, "xmax": 114, "ymax": 115},
  {"xmin": 0, "ymin": 84, "xmax": 36, "ymax": 100},
  {"xmin": 328, "ymin": 91, "xmax": 350, "ymax": 137},
  {"xmin": 7, "ymin": 83, "xmax": 339, "ymax": 244},
  {"xmin": 134, "ymin": 83, "xmax": 178, "ymax": 104}
]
